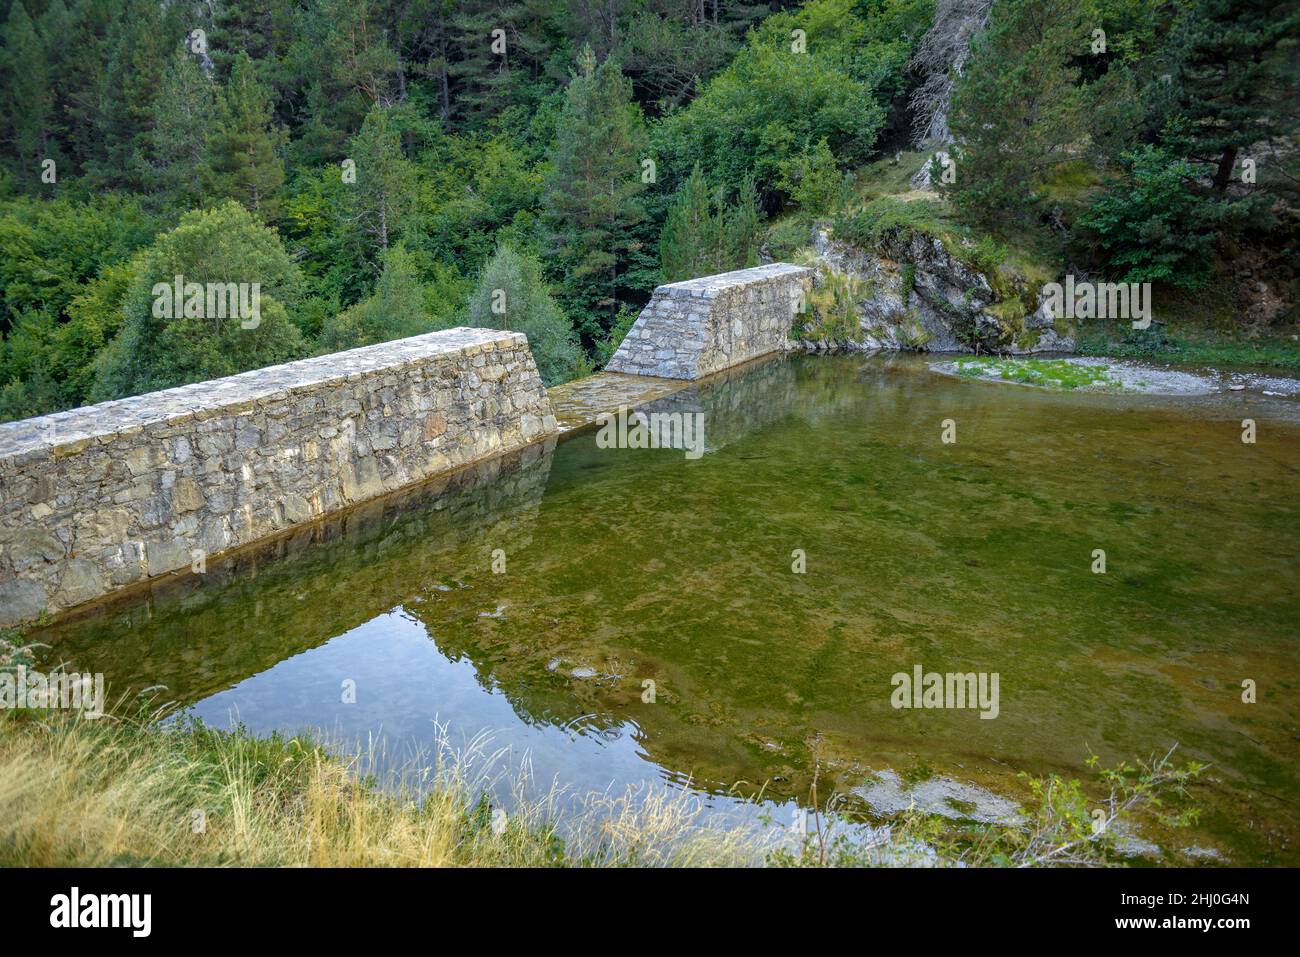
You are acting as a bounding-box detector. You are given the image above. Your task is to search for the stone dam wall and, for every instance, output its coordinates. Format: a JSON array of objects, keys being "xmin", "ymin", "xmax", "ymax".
[
  {"xmin": 606, "ymin": 263, "xmax": 811, "ymax": 379},
  {"xmin": 0, "ymin": 327, "xmax": 557, "ymax": 627}
]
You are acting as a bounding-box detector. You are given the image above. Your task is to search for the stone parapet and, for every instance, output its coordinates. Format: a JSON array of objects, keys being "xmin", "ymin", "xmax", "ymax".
[{"xmin": 0, "ymin": 327, "xmax": 557, "ymax": 626}]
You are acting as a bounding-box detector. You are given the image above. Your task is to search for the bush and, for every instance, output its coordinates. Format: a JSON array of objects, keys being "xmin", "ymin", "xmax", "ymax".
[
  {"xmin": 766, "ymin": 217, "xmax": 814, "ymax": 261},
  {"xmin": 1077, "ymin": 146, "xmax": 1234, "ymax": 289},
  {"xmin": 832, "ymin": 197, "xmax": 947, "ymax": 247},
  {"xmin": 780, "ymin": 139, "xmax": 848, "ymax": 217},
  {"xmin": 654, "ymin": 31, "xmax": 883, "ymax": 201},
  {"xmin": 91, "ymin": 202, "xmax": 307, "ymax": 401},
  {"xmin": 318, "ymin": 244, "xmax": 430, "ymax": 352},
  {"xmin": 463, "ymin": 244, "xmax": 583, "ymax": 387}
]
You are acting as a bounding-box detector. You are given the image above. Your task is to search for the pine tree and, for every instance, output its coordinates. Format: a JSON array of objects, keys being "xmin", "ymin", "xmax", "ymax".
[
  {"xmin": 543, "ymin": 45, "xmax": 648, "ymax": 342},
  {"xmin": 945, "ymin": 0, "xmax": 1093, "ymax": 224},
  {"xmin": 1168, "ymin": 0, "xmax": 1300, "ymax": 191},
  {"xmin": 343, "ymin": 105, "xmax": 418, "ymax": 260},
  {"xmin": 464, "ymin": 243, "xmax": 582, "ymax": 386},
  {"xmin": 0, "ymin": 1, "xmax": 51, "ymax": 189},
  {"xmin": 201, "ymin": 53, "xmax": 287, "ymax": 220},
  {"xmin": 87, "ymin": 0, "xmax": 184, "ymax": 189},
  {"xmin": 728, "ymin": 174, "xmax": 761, "ymax": 269},
  {"xmin": 660, "ymin": 167, "xmax": 762, "ymax": 282},
  {"xmin": 660, "ymin": 165, "xmax": 721, "ymax": 282},
  {"xmin": 149, "ymin": 49, "xmax": 216, "ymax": 207}
]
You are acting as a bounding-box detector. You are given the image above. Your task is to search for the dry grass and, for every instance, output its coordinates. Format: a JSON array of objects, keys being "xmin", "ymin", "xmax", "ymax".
[
  {"xmin": 0, "ymin": 712, "xmax": 568, "ymax": 867},
  {"xmin": 0, "ymin": 711, "xmax": 788, "ymax": 867},
  {"xmin": 0, "ymin": 707, "xmax": 1203, "ymax": 868}
]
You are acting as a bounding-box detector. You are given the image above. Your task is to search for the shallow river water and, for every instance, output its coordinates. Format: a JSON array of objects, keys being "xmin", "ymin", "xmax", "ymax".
[{"xmin": 34, "ymin": 354, "xmax": 1300, "ymax": 864}]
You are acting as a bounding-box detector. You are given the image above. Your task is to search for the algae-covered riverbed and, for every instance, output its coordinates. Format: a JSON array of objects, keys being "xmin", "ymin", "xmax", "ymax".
[{"xmin": 32, "ymin": 354, "xmax": 1300, "ymax": 864}]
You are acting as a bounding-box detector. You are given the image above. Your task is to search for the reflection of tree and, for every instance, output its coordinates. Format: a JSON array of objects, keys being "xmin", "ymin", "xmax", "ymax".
[{"xmin": 37, "ymin": 440, "xmax": 555, "ymax": 705}]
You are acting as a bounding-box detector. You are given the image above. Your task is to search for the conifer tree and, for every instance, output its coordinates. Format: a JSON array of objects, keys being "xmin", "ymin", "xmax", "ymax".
[
  {"xmin": 945, "ymin": 0, "xmax": 1092, "ymax": 224},
  {"xmin": 149, "ymin": 49, "xmax": 216, "ymax": 207},
  {"xmin": 201, "ymin": 53, "xmax": 286, "ymax": 220},
  {"xmin": 0, "ymin": 1, "xmax": 51, "ymax": 189},
  {"xmin": 464, "ymin": 243, "xmax": 582, "ymax": 386},
  {"xmin": 543, "ymin": 45, "xmax": 648, "ymax": 342},
  {"xmin": 343, "ymin": 106, "xmax": 418, "ymax": 259},
  {"xmin": 660, "ymin": 165, "xmax": 722, "ymax": 282},
  {"xmin": 1167, "ymin": 0, "xmax": 1300, "ymax": 191}
]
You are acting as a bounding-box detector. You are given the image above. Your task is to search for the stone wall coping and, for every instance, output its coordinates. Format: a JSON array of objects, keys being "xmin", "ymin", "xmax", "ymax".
[
  {"xmin": 0, "ymin": 327, "xmax": 527, "ymax": 463},
  {"xmin": 657, "ymin": 262, "xmax": 809, "ymax": 296}
]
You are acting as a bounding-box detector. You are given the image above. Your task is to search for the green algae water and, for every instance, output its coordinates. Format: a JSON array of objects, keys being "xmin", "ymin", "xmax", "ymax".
[{"xmin": 33, "ymin": 354, "xmax": 1300, "ymax": 863}]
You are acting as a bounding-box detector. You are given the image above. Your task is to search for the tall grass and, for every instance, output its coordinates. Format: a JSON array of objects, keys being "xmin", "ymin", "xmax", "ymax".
[
  {"xmin": 0, "ymin": 711, "xmax": 790, "ymax": 867},
  {"xmin": 0, "ymin": 706, "xmax": 1205, "ymax": 867},
  {"xmin": 0, "ymin": 711, "xmax": 567, "ymax": 867}
]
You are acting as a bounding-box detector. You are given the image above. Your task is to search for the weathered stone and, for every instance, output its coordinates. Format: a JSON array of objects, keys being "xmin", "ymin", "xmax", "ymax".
[
  {"xmin": 55, "ymin": 558, "xmax": 102, "ymax": 607},
  {"xmin": 0, "ymin": 578, "xmax": 46, "ymax": 622},
  {"xmin": 803, "ymin": 226, "xmax": 1075, "ymax": 354},
  {"xmin": 606, "ymin": 264, "xmax": 810, "ymax": 379},
  {"xmin": 0, "ymin": 327, "xmax": 557, "ymax": 626},
  {"xmin": 173, "ymin": 477, "xmax": 204, "ymax": 513},
  {"xmin": 147, "ymin": 538, "xmax": 193, "ymax": 576},
  {"xmin": 10, "ymin": 527, "xmax": 64, "ymax": 571}
]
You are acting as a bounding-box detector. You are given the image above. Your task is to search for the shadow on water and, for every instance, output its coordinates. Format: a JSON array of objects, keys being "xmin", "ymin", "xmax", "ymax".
[{"xmin": 32, "ymin": 353, "xmax": 1300, "ymax": 863}]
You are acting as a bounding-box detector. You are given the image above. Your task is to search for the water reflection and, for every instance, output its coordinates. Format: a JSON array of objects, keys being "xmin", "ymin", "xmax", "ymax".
[{"xmin": 33, "ymin": 354, "xmax": 1300, "ymax": 863}]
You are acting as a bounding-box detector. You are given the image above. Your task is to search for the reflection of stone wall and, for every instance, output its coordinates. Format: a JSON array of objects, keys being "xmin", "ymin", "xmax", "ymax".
[
  {"xmin": 38, "ymin": 438, "xmax": 556, "ymax": 704},
  {"xmin": 630, "ymin": 356, "xmax": 802, "ymax": 453},
  {"xmin": 0, "ymin": 328, "xmax": 557, "ymax": 627},
  {"xmin": 606, "ymin": 264, "xmax": 810, "ymax": 379}
]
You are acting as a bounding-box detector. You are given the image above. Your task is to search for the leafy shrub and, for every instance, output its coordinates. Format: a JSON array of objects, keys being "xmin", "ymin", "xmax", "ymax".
[
  {"xmin": 779, "ymin": 139, "xmax": 849, "ymax": 217},
  {"xmin": 833, "ymin": 197, "xmax": 947, "ymax": 247},
  {"xmin": 91, "ymin": 202, "xmax": 307, "ymax": 401},
  {"xmin": 318, "ymin": 244, "xmax": 431, "ymax": 351},
  {"xmin": 463, "ymin": 243, "xmax": 583, "ymax": 386},
  {"xmin": 1078, "ymin": 145, "xmax": 1232, "ymax": 289}
]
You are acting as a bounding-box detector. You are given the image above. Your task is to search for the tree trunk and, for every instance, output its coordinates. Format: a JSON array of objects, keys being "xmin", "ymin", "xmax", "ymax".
[{"xmin": 1213, "ymin": 147, "xmax": 1238, "ymax": 191}]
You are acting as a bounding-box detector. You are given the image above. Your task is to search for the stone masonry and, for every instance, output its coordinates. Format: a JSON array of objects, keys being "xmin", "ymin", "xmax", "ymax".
[
  {"xmin": 606, "ymin": 263, "xmax": 811, "ymax": 379},
  {"xmin": 0, "ymin": 327, "xmax": 557, "ymax": 627}
]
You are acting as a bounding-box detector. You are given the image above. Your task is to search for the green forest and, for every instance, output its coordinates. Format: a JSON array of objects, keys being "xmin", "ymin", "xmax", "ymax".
[{"xmin": 0, "ymin": 0, "xmax": 1296, "ymax": 421}]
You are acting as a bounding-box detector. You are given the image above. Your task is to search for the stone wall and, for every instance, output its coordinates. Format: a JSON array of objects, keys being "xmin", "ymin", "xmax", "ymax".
[
  {"xmin": 0, "ymin": 327, "xmax": 557, "ymax": 627},
  {"xmin": 605, "ymin": 263, "xmax": 811, "ymax": 379}
]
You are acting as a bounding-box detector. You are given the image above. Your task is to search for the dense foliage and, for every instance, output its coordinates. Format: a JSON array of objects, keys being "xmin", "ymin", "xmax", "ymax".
[{"xmin": 0, "ymin": 0, "xmax": 1295, "ymax": 420}]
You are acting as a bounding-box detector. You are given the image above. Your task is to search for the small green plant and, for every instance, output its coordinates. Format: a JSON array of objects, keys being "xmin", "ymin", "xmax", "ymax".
[
  {"xmin": 955, "ymin": 357, "xmax": 1121, "ymax": 390},
  {"xmin": 795, "ymin": 270, "xmax": 865, "ymax": 343},
  {"xmin": 900, "ymin": 263, "xmax": 915, "ymax": 307},
  {"xmin": 967, "ymin": 235, "xmax": 1009, "ymax": 274},
  {"xmin": 899, "ymin": 313, "xmax": 932, "ymax": 350},
  {"xmin": 766, "ymin": 216, "xmax": 814, "ymax": 261},
  {"xmin": 832, "ymin": 197, "xmax": 948, "ymax": 248}
]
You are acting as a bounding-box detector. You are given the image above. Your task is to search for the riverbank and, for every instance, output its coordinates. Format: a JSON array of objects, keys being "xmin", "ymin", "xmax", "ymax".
[
  {"xmin": 0, "ymin": 711, "xmax": 1192, "ymax": 868},
  {"xmin": 0, "ymin": 677, "xmax": 1204, "ymax": 868},
  {"xmin": 1076, "ymin": 317, "xmax": 1300, "ymax": 374}
]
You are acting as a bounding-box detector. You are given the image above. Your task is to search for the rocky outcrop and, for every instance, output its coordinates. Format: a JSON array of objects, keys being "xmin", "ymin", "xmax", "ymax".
[
  {"xmin": 0, "ymin": 328, "xmax": 557, "ymax": 627},
  {"xmin": 606, "ymin": 264, "xmax": 811, "ymax": 379},
  {"xmin": 800, "ymin": 226, "xmax": 1073, "ymax": 354}
]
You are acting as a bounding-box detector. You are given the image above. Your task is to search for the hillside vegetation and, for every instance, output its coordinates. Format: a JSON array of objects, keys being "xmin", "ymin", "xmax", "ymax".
[{"xmin": 1, "ymin": 0, "xmax": 1297, "ymax": 423}]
